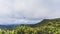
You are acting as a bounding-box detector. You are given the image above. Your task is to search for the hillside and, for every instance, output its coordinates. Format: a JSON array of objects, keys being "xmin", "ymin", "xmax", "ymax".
[
  {"xmin": 15, "ymin": 18, "xmax": 59, "ymax": 34},
  {"xmin": 0, "ymin": 18, "xmax": 59, "ymax": 34}
]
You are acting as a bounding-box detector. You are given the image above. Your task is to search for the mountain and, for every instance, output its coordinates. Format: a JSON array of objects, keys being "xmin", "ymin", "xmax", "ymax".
[
  {"xmin": 0, "ymin": 18, "xmax": 59, "ymax": 29},
  {"xmin": 34, "ymin": 18, "xmax": 59, "ymax": 26},
  {"xmin": 21, "ymin": 18, "xmax": 60, "ymax": 27},
  {"xmin": 0, "ymin": 18, "xmax": 59, "ymax": 34},
  {"xmin": 15, "ymin": 18, "xmax": 59, "ymax": 34}
]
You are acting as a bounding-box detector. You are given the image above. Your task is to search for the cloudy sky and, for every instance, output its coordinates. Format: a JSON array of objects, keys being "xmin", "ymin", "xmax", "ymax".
[{"xmin": 0, "ymin": 0, "xmax": 60, "ymax": 25}]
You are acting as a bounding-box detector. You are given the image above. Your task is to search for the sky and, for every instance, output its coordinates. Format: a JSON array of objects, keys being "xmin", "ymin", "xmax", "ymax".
[{"xmin": 0, "ymin": 0, "xmax": 60, "ymax": 25}]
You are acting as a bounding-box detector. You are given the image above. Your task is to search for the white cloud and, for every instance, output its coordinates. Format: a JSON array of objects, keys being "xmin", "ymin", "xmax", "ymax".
[{"xmin": 0, "ymin": 0, "xmax": 60, "ymax": 25}]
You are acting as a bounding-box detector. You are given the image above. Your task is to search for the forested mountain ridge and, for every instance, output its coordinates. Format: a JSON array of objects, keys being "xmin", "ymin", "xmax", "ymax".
[
  {"xmin": 15, "ymin": 18, "xmax": 59, "ymax": 34},
  {"xmin": 0, "ymin": 18, "xmax": 59, "ymax": 34}
]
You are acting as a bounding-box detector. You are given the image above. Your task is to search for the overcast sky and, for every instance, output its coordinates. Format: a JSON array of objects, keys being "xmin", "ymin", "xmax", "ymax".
[{"xmin": 0, "ymin": 0, "xmax": 60, "ymax": 25}]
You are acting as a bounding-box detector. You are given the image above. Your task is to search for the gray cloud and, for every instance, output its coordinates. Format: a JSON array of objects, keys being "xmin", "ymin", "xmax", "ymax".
[
  {"xmin": 13, "ymin": 0, "xmax": 58, "ymax": 19},
  {"xmin": 0, "ymin": 0, "xmax": 60, "ymax": 25}
]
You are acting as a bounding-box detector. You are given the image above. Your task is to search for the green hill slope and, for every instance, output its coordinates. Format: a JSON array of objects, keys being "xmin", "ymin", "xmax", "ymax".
[
  {"xmin": 15, "ymin": 18, "xmax": 59, "ymax": 34},
  {"xmin": 0, "ymin": 18, "xmax": 59, "ymax": 34}
]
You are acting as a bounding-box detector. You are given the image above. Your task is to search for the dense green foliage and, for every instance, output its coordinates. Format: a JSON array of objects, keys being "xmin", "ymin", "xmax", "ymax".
[{"xmin": 0, "ymin": 18, "xmax": 59, "ymax": 34}]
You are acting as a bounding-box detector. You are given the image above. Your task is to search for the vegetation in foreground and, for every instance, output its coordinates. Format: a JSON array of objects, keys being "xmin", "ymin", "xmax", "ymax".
[{"xmin": 0, "ymin": 18, "xmax": 59, "ymax": 34}]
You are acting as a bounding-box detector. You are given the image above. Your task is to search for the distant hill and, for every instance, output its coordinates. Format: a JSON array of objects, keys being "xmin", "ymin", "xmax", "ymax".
[
  {"xmin": 15, "ymin": 18, "xmax": 59, "ymax": 34},
  {"xmin": 35, "ymin": 18, "xmax": 60, "ymax": 25},
  {"xmin": 0, "ymin": 18, "xmax": 60, "ymax": 29},
  {"xmin": 21, "ymin": 18, "xmax": 60, "ymax": 27}
]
